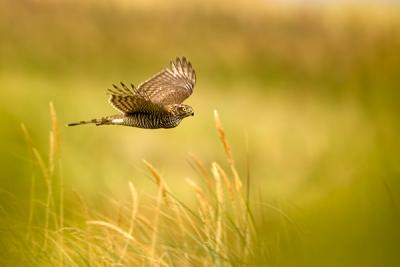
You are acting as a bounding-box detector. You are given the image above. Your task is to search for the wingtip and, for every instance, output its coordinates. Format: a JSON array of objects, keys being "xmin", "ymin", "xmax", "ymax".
[{"xmin": 172, "ymin": 56, "xmax": 187, "ymax": 65}]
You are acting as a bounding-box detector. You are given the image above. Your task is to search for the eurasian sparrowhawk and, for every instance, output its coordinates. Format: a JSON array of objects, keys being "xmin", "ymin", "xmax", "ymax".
[{"xmin": 67, "ymin": 57, "xmax": 196, "ymax": 129}]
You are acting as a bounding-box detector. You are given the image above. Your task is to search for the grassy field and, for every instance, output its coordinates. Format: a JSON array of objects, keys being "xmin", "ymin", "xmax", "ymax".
[{"xmin": 1, "ymin": 0, "xmax": 400, "ymax": 266}]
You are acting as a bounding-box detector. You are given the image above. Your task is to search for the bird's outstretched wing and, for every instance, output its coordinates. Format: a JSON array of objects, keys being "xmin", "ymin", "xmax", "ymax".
[
  {"xmin": 108, "ymin": 57, "xmax": 195, "ymax": 114},
  {"xmin": 136, "ymin": 57, "xmax": 196, "ymax": 106},
  {"xmin": 107, "ymin": 82, "xmax": 166, "ymax": 114}
]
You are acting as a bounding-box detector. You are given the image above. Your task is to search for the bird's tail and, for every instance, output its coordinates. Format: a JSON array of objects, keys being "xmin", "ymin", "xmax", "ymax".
[{"xmin": 67, "ymin": 117, "xmax": 110, "ymax": 127}]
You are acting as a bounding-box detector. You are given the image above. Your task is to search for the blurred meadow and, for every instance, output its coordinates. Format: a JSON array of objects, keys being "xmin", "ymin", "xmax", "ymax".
[{"xmin": 1, "ymin": 0, "xmax": 400, "ymax": 266}]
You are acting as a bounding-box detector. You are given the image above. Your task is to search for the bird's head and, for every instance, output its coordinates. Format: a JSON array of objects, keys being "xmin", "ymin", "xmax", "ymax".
[{"xmin": 170, "ymin": 104, "xmax": 194, "ymax": 119}]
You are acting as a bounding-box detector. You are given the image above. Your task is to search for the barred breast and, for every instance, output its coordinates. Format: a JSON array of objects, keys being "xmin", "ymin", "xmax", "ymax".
[{"xmin": 112, "ymin": 113, "xmax": 181, "ymax": 129}]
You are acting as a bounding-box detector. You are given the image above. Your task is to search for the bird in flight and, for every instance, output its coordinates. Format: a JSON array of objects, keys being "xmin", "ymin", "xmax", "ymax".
[{"xmin": 67, "ymin": 57, "xmax": 196, "ymax": 129}]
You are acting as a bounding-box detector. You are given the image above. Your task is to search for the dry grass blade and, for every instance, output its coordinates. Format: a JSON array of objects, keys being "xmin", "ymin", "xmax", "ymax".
[
  {"xmin": 214, "ymin": 110, "xmax": 242, "ymax": 194},
  {"xmin": 32, "ymin": 147, "xmax": 54, "ymax": 248},
  {"xmin": 143, "ymin": 159, "xmax": 162, "ymax": 186},
  {"xmin": 188, "ymin": 153, "xmax": 215, "ymax": 195},
  {"xmin": 188, "ymin": 153, "xmax": 210, "ymax": 177},
  {"xmin": 127, "ymin": 182, "xmax": 139, "ymax": 233},
  {"xmin": 21, "ymin": 123, "xmax": 55, "ymax": 249},
  {"xmin": 20, "ymin": 123, "xmax": 34, "ymax": 152},
  {"xmin": 48, "ymin": 102, "xmax": 64, "ymax": 262},
  {"xmin": 143, "ymin": 159, "xmax": 169, "ymax": 206},
  {"xmin": 231, "ymin": 167, "xmax": 242, "ymax": 194},
  {"xmin": 211, "ymin": 162, "xmax": 224, "ymax": 263},
  {"xmin": 118, "ymin": 182, "xmax": 139, "ymax": 264},
  {"xmin": 49, "ymin": 102, "xmax": 60, "ymax": 152},
  {"xmin": 72, "ymin": 190, "xmax": 94, "ymax": 264},
  {"xmin": 21, "ymin": 123, "xmax": 36, "ymax": 239},
  {"xmin": 213, "ymin": 110, "xmax": 234, "ymax": 166},
  {"xmin": 86, "ymin": 220, "xmax": 136, "ymax": 242},
  {"xmin": 46, "ymin": 236, "xmax": 78, "ymax": 267},
  {"xmin": 48, "ymin": 101, "xmax": 60, "ymax": 177},
  {"xmin": 186, "ymin": 178, "xmax": 209, "ymax": 221},
  {"xmin": 32, "ymin": 148, "xmax": 50, "ymax": 180},
  {"xmin": 142, "ymin": 160, "xmax": 166, "ymax": 262},
  {"xmin": 214, "ymin": 162, "xmax": 233, "ymax": 199},
  {"xmin": 24, "ymin": 104, "xmax": 62, "ymax": 250}
]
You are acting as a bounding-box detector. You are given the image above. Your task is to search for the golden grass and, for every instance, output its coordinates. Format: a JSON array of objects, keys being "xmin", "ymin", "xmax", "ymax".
[{"xmin": 14, "ymin": 104, "xmax": 272, "ymax": 266}]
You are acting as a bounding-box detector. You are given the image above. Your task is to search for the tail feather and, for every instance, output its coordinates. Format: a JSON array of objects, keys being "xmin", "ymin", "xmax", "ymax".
[{"xmin": 67, "ymin": 118, "xmax": 99, "ymax": 127}]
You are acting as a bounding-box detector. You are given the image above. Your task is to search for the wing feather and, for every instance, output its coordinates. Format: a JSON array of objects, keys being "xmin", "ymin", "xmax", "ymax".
[
  {"xmin": 107, "ymin": 82, "xmax": 166, "ymax": 114},
  {"xmin": 107, "ymin": 57, "xmax": 195, "ymax": 114},
  {"xmin": 136, "ymin": 57, "xmax": 196, "ymax": 106}
]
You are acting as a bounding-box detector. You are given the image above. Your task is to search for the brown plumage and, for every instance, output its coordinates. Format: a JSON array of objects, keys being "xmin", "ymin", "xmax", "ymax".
[{"xmin": 67, "ymin": 57, "xmax": 196, "ymax": 129}]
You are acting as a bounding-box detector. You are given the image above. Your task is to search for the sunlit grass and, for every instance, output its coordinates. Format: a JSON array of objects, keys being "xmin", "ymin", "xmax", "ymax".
[{"xmin": 5, "ymin": 105, "xmax": 286, "ymax": 266}]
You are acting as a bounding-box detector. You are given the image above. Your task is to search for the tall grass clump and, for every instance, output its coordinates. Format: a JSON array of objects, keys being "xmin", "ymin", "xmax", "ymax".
[{"xmin": 9, "ymin": 104, "xmax": 283, "ymax": 266}]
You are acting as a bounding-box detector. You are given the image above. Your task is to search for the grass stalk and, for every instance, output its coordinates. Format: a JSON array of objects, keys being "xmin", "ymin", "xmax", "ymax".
[
  {"xmin": 117, "ymin": 182, "xmax": 139, "ymax": 264},
  {"xmin": 212, "ymin": 162, "xmax": 224, "ymax": 266},
  {"xmin": 143, "ymin": 160, "xmax": 166, "ymax": 262}
]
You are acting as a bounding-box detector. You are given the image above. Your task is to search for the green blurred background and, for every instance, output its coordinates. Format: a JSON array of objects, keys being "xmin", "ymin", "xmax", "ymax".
[{"xmin": 1, "ymin": 0, "xmax": 400, "ymax": 266}]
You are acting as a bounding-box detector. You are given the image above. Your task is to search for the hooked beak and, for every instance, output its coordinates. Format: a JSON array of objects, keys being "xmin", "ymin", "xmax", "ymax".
[{"xmin": 191, "ymin": 112, "xmax": 194, "ymax": 116}]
